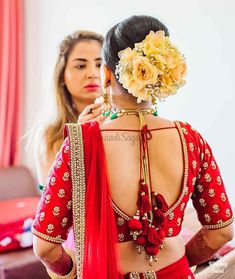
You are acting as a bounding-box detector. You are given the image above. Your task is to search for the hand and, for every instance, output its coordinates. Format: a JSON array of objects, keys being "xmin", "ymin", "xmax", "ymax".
[{"xmin": 78, "ymin": 103, "xmax": 106, "ymax": 125}]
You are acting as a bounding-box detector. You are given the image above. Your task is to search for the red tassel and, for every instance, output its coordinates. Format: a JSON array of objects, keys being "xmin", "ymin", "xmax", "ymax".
[
  {"xmin": 145, "ymin": 245, "xmax": 159, "ymax": 256},
  {"xmin": 153, "ymin": 208, "xmax": 166, "ymax": 227},
  {"xmin": 128, "ymin": 218, "xmax": 142, "ymax": 231},
  {"xmin": 141, "ymin": 218, "xmax": 149, "ymax": 235},
  {"xmin": 140, "ymin": 194, "xmax": 152, "ymax": 214},
  {"xmin": 154, "ymin": 193, "xmax": 169, "ymax": 212},
  {"xmin": 136, "ymin": 236, "xmax": 146, "ymax": 246},
  {"xmin": 147, "ymin": 227, "xmax": 161, "ymax": 246}
]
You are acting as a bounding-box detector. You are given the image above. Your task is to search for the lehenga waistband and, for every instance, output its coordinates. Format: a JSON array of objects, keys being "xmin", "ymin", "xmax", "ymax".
[{"xmin": 120, "ymin": 255, "xmax": 195, "ymax": 279}]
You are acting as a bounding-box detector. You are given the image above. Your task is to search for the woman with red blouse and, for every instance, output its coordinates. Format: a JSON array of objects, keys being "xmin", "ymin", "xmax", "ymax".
[{"xmin": 32, "ymin": 15, "xmax": 234, "ymax": 279}]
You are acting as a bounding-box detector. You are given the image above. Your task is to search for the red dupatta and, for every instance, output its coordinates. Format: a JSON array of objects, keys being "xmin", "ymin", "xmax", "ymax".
[{"xmin": 65, "ymin": 122, "xmax": 121, "ymax": 279}]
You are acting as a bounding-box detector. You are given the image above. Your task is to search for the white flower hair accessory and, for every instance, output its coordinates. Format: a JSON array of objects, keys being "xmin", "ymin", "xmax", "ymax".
[{"xmin": 115, "ymin": 30, "xmax": 187, "ymax": 103}]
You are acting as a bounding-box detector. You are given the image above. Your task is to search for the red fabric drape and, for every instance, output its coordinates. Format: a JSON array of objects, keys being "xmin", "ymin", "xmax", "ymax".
[
  {"xmin": 0, "ymin": 0, "xmax": 23, "ymax": 167},
  {"xmin": 82, "ymin": 122, "xmax": 121, "ymax": 279}
]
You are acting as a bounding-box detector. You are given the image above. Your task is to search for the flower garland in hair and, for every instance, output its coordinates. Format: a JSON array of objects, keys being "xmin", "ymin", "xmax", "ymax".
[{"xmin": 115, "ymin": 30, "xmax": 187, "ymax": 103}]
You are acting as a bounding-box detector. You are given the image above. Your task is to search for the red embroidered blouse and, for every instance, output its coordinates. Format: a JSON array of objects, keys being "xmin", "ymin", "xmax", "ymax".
[{"xmin": 32, "ymin": 121, "xmax": 234, "ymax": 244}]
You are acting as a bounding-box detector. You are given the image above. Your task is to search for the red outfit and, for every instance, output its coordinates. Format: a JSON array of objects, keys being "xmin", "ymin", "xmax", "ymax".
[{"xmin": 32, "ymin": 121, "xmax": 233, "ymax": 279}]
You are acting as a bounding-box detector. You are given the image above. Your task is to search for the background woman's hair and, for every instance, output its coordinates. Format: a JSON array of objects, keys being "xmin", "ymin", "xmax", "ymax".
[
  {"xmin": 41, "ymin": 30, "xmax": 103, "ymax": 159},
  {"xmin": 103, "ymin": 15, "xmax": 169, "ymax": 74}
]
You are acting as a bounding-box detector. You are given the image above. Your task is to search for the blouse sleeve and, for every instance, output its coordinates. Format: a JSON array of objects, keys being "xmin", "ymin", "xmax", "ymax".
[
  {"xmin": 32, "ymin": 137, "xmax": 73, "ymax": 243},
  {"xmin": 192, "ymin": 132, "xmax": 234, "ymax": 230}
]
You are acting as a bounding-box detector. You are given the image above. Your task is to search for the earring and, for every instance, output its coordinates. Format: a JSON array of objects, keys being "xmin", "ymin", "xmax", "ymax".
[{"xmin": 102, "ymin": 83, "xmax": 112, "ymax": 117}]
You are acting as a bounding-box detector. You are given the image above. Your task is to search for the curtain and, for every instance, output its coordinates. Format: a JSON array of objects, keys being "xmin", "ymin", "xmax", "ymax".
[{"xmin": 0, "ymin": 0, "xmax": 23, "ymax": 167}]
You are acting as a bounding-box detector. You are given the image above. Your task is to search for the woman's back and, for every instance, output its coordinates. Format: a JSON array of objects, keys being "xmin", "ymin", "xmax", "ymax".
[{"xmin": 100, "ymin": 116, "xmax": 186, "ymax": 272}]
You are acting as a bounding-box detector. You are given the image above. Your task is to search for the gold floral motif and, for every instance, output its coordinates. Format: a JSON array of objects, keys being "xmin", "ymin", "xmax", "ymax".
[
  {"xmin": 61, "ymin": 217, "xmax": 68, "ymax": 227},
  {"xmin": 217, "ymin": 176, "xmax": 222, "ymax": 185},
  {"xmin": 208, "ymin": 188, "xmax": 215, "ymax": 197},
  {"xmin": 67, "ymin": 200, "xmax": 72, "ymax": 210},
  {"xmin": 168, "ymin": 211, "xmax": 174, "ymax": 220},
  {"xmin": 129, "ymin": 272, "xmax": 140, "ymax": 279},
  {"xmin": 182, "ymin": 127, "xmax": 188, "ymax": 134},
  {"xmin": 226, "ymin": 209, "xmax": 231, "ymax": 218},
  {"xmin": 168, "ymin": 228, "xmax": 173, "ymax": 236},
  {"xmin": 39, "ymin": 212, "xmax": 45, "ymax": 221},
  {"xmin": 53, "ymin": 206, "xmax": 60, "ymax": 216},
  {"xmin": 199, "ymin": 198, "xmax": 206, "ymax": 207},
  {"xmin": 177, "ymin": 217, "xmax": 181, "ymax": 226},
  {"xmin": 47, "ymin": 224, "xmax": 54, "ymax": 234},
  {"xmin": 118, "ymin": 233, "xmax": 125, "ymax": 242},
  {"xmin": 185, "ymin": 186, "xmax": 189, "ymax": 195},
  {"xmin": 205, "ymin": 173, "xmax": 212, "ymax": 183},
  {"xmin": 205, "ymin": 149, "xmax": 211, "ymax": 156},
  {"xmin": 221, "ymin": 193, "xmax": 227, "ymax": 202},
  {"xmin": 58, "ymin": 189, "xmax": 65, "ymax": 198},
  {"xmin": 62, "ymin": 172, "xmax": 70, "ymax": 181},
  {"xmin": 50, "ymin": 177, "xmax": 56, "ymax": 186},
  {"xmin": 64, "ymin": 145, "xmax": 69, "ymax": 153},
  {"xmin": 192, "ymin": 160, "xmax": 197, "ymax": 169},
  {"xmin": 203, "ymin": 217, "xmax": 234, "ymax": 229},
  {"xmin": 117, "ymin": 217, "xmax": 125, "ymax": 226},
  {"xmin": 56, "ymin": 160, "xmax": 62, "ymax": 168},
  {"xmin": 212, "ymin": 204, "xmax": 219, "ymax": 213},
  {"xmin": 204, "ymin": 214, "xmax": 211, "ymax": 223},
  {"xmin": 211, "ymin": 161, "xmax": 216, "ymax": 170},
  {"xmin": 192, "ymin": 177, "xmax": 196, "ymax": 186},
  {"xmin": 45, "ymin": 194, "xmax": 51, "ymax": 204},
  {"xmin": 180, "ymin": 202, "xmax": 185, "ymax": 211},
  {"xmin": 189, "ymin": 143, "xmax": 194, "ymax": 151},
  {"xmin": 197, "ymin": 185, "xmax": 204, "ymax": 193},
  {"xmin": 203, "ymin": 162, "xmax": 208, "ymax": 169},
  {"xmin": 201, "ymin": 153, "xmax": 204, "ymax": 161}
]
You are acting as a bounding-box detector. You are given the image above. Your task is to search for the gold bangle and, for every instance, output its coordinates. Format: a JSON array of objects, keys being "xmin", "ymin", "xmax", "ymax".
[{"xmin": 46, "ymin": 248, "xmax": 77, "ymax": 279}]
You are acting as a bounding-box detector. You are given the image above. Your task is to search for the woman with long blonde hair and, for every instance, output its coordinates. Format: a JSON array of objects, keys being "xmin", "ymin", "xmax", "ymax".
[{"xmin": 35, "ymin": 30, "xmax": 105, "ymax": 186}]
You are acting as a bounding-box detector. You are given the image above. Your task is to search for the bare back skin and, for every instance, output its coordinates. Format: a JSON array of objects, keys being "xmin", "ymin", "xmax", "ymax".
[{"xmin": 100, "ymin": 115, "xmax": 186, "ymax": 273}]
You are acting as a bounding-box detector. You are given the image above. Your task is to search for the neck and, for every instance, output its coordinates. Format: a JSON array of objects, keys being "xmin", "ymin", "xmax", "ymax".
[{"xmin": 111, "ymin": 94, "xmax": 152, "ymax": 111}]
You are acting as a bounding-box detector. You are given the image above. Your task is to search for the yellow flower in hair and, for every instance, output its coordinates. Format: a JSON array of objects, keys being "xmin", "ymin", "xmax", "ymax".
[
  {"xmin": 115, "ymin": 30, "xmax": 187, "ymax": 102},
  {"xmin": 132, "ymin": 56, "xmax": 158, "ymax": 86}
]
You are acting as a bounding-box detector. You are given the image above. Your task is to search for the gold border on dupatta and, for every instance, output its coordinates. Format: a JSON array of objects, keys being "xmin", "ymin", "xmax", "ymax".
[{"xmin": 66, "ymin": 123, "xmax": 86, "ymax": 279}]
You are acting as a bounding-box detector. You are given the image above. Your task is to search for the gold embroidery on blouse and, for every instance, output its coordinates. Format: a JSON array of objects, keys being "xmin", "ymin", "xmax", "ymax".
[
  {"xmin": 197, "ymin": 185, "xmax": 204, "ymax": 193},
  {"xmin": 118, "ymin": 233, "xmax": 125, "ymax": 242},
  {"xmin": 208, "ymin": 188, "xmax": 215, "ymax": 197},
  {"xmin": 47, "ymin": 224, "xmax": 54, "ymax": 234},
  {"xmin": 203, "ymin": 162, "xmax": 208, "ymax": 169},
  {"xmin": 32, "ymin": 228, "xmax": 65, "ymax": 243},
  {"xmin": 45, "ymin": 194, "xmax": 51, "ymax": 204},
  {"xmin": 205, "ymin": 173, "xmax": 212, "ymax": 183},
  {"xmin": 201, "ymin": 153, "xmax": 204, "ymax": 161},
  {"xmin": 53, "ymin": 206, "xmax": 60, "ymax": 216},
  {"xmin": 217, "ymin": 176, "xmax": 222, "ymax": 185},
  {"xmin": 189, "ymin": 143, "xmax": 194, "ymax": 151},
  {"xmin": 168, "ymin": 212, "xmax": 174, "ymax": 220},
  {"xmin": 67, "ymin": 200, "xmax": 72, "ymax": 210},
  {"xmin": 221, "ymin": 193, "xmax": 227, "ymax": 202},
  {"xmin": 50, "ymin": 177, "xmax": 56, "ymax": 186},
  {"xmin": 63, "ymin": 172, "xmax": 70, "ymax": 181},
  {"xmin": 203, "ymin": 217, "xmax": 234, "ymax": 229},
  {"xmin": 211, "ymin": 161, "xmax": 216, "ymax": 170},
  {"xmin": 168, "ymin": 228, "xmax": 173, "ymax": 236},
  {"xmin": 226, "ymin": 209, "xmax": 231, "ymax": 218},
  {"xmin": 204, "ymin": 214, "xmax": 211, "ymax": 223},
  {"xmin": 56, "ymin": 160, "xmax": 62, "ymax": 168},
  {"xmin": 177, "ymin": 217, "xmax": 181, "ymax": 226},
  {"xmin": 205, "ymin": 149, "xmax": 211, "ymax": 156},
  {"xmin": 164, "ymin": 121, "xmax": 189, "ymax": 217},
  {"xmin": 67, "ymin": 123, "xmax": 86, "ymax": 278},
  {"xmin": 199, "ymin": 198, "xmax": 206, "ymax": 207},
  {"xmin": 39, "ymin": 212, "xmax": 45, "ymax": 221},
  {"xmin": 61, "ymin": 217, "xmax": 68, "ymax": 227},
  {"xmin": 58, "ymin": 189, "xmax": 65, "ymax": 198},
  {"xmin": 212, "ymin": 204, "xmax": 219, "ymax": 213},
  {"xmin": 117, "ymin": 217, "xmax": 125, "ymax": 226},
  {"xmin": 192, "ymin": 160, "xmax": 197, "ymax": 169}
]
